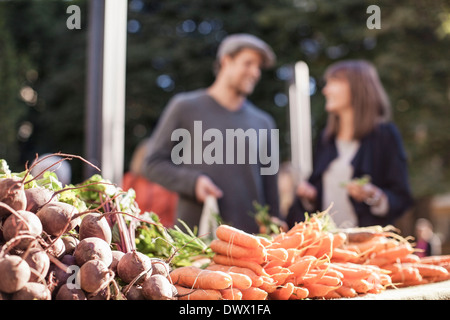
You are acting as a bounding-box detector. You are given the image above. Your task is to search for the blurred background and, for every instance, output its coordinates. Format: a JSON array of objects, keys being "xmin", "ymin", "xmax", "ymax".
[{"xmin": 0, "ymin": 0, "xmax": 449, "ymax": 250}]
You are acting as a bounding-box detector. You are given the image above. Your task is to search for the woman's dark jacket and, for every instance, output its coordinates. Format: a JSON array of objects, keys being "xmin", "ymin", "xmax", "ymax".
[{"xmin": 287, "ymin": 122, "xmax": 414, "ymax": 228}]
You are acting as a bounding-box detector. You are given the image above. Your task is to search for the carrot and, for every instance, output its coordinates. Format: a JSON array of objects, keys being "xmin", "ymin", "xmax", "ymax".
[
  {"xmin": 331, "ymin": 248, "xmax": 360, "ymax": 263},
  {"xmin": 212, "ymin": 254, "xmax": 270, "ymax": 277},
  {"xmin": 317, "ymin": 275, "xmax": 343, "ymax": 287},
  {"xmin": 269, "ymin": 282, "xmax": 295, "ymax": 300},
  {"xmin": 270, "ymin": 271, "xmax": 293, "ymax": 285},
  {"xmin": 398, "ymin": 253, "xmax": 421, "ymax": 264},
  {"xmin": 304, "ymin": 283, "xmax": 339, "ymax": 298},
  {"xmin": 403, "ymin": 263, "xmax": 449, "ymax": 279},
  {"xmin": 287, "ymin": 255, "xmax": 316, "ymax": 278},
  {"xmin": 323, "ymin": 289, "xmax": 342, "ymax": 299},
  {"xmin": 204, "ymin": 266, "xmax": 252, "ymax": 290},
  {"xmin": 206, "ymin": 264, "xmax": 264, "ymax": 287},
  {"xmin": 270, "ymin": 232, "xmax": 304, "ymax": 249},
  {"xmin": 315, "ymin": 233, "xmax": 334, "ymax": 259},
  {"xmin": 240, "ymin": 287, "xmax": 268, "ymax": 300},
  {"xmin": 389, "ymin": 266, "xmax": 422, "ymax": 284},
  {"xmin": 209, "ymin": 239, "xmax": 266, "ymax": 263},
  {"xmin": 372, "ymin": 242, "xmax": 414, "ymax": 262},
  {"xmin": 335, "ymin": 285, "xmax": 357, "ymax": 298},
  {"xmin": 332, "ymin": 232, "xmax": 347, "ymax": 249},
  {"xmin": 342, "ymin": 278, "xmax": 372, "ymax": 294},
  {"xmin": 302, "ymin": 235, "xmax": 323, "ymax": 257},
  {"xmin": 216, "ymin": 224, "xmax": 262, "ymax": 249},
  {"xmin": 170, "ymin": 266, "xmax": 232, "ymax": 290},
  {"xmin": 419, "ymin": 255, "xmax": 450, "ymax": 265},
  {"xmin": 259, "ymin": 277, "xmax": 277, "ymax": 293},
  {"xmin": 257, "ymin": 236, "xmax": 273, "ymax": 247},
  {"xmin": 290, "ymin": 286, "xmax": 309, "ymax": 300},
  {"xmin": 328, "ymin": 263, "xmax": 373, "ymax": 279},
  {"xmin": 175, "ymin": 285, "xmax": 222, "ymax": 300},
  {"xmin": 266, "ymin": 248, "xmax": 288, "ymax": 262},
  {"xmin": 220, "ymin": 288, "xmax": 242, "ymax": 300}
]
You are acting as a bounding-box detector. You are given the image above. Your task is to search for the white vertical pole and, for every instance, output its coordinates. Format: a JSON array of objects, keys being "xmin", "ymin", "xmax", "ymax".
[{"xmin": 101, "ymin": 0, "xmax": 128, "ymax": 184}]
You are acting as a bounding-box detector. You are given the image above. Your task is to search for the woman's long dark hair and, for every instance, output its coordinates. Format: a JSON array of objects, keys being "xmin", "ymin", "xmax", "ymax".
[{"xmin": 323, "ymin": 60, "xmax": 391, "ymax": 141}]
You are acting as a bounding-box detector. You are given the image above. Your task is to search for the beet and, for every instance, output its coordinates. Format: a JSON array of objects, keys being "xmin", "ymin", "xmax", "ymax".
[
  {"xmin": 142, "ymin": 274, "xmax": 174, "ymax": 300},
  {"xmin": 124, "ymin": 285, "xmax": 145, "ymax": 300},
  {"xmin": 79, "ymin": 259, "xmax": 112, "ymax": 293},
  {"xmin": 12, "ymin": 282, "xmax": 51, "ymax": 300},
  {"xmin": 2, "ymin": 210, "xmax": 43, "ymax": 249},
  {"xmin": 73, "ymin": 237, "xmax": 112, "ymax": 267},
  {"xmin": 23, "ymin": 247, "xmax": 50, "ymax": 283},
  {"xmin": 110, "ymin": 250, "xmax": 125, "ymax": 274},
  {"xmin": 117, "ymin": 250, "xmax": 152, "ymax": 284},
  {"xmin": 49, "ymin": 254, "xmax": 76, "ymax": 289},
  {"xmin": 79, "ymin": 212, "xmax": 112, "ymax": 244},
  {"xmin": 61, "ymin": 236, "xmax": 79, "ymax": 254},
  {"xmin": 36, "ymin": 202, "xmax": 80, "ymax": 236},
  {"xmin": 24, "ymin": 187, "xmax": 55, "ymax": 213},
  {"xmin": 55, "ymin": 283, "xmax": 87, "ymax": 300},
  {"xmin": 45, "ymin": 236, "xmax": 66, "ymax": 259},
  {"xmin": 150, "ymin": 258, "xmax": 171, "ymax": 278},
  {"xmin": 0, "ymin": 255, "xmax": 31, "ymax": 293},
  {"xmin": 0, "ymin": 178, "xmax": 27, "ymax": 217}
]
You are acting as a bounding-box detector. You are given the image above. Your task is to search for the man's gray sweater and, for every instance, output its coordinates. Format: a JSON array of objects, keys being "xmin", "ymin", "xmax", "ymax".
[{"xmin": 142, "ymin": 89, "xmax": 280, "ymax": 233}]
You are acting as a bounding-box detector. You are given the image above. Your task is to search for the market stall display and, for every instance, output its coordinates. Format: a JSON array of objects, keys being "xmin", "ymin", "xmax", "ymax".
[{"xmin": 0, "ymin": 153, "xmax": 449, "ymax": 300}]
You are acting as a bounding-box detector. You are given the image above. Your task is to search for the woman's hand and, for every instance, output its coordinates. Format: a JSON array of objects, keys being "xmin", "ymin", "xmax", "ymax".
[
  {"xmin": 295, "ymin": 181, "xmax": 317, "ymax": 202},
  {"xmin": 347, "ymin": 181, "xmax": 383, "ymax": 205}
]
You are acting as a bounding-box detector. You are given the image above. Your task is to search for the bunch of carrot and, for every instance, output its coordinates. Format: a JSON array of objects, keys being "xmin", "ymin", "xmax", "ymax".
[
  {"xmin": 334, "ymin": 226, "xmax": 450, "ymax": 288},
  {"xmin": 206, "ymin": 213, "xmax": 394, "ymax": 299}
]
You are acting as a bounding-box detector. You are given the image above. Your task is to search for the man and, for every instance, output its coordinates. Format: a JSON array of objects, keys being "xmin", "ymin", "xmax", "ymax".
[{"xmin": 142, "ymin": 33, "xmax": 281, "ymax": 234}]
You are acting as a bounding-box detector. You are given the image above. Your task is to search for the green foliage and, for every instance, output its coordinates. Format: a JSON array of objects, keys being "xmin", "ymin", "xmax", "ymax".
[{"xmin": 0, "ymin": 0, "xmax": 449, "ymax": 200}]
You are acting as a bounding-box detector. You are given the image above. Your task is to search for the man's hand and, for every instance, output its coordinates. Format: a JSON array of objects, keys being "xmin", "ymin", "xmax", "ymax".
[{"xmin": 195, "ymin": 175, "xmax": 223, "ymax": 203}]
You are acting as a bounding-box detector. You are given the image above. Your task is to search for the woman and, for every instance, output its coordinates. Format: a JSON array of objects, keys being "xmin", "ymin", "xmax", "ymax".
[{"xmin": 287, "ymin": 60, "xmax": 413, "ymax": 228}]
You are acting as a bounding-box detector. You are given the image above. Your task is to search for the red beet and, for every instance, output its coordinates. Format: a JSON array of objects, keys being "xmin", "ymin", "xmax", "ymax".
[
  {"xmin": 25, "ymin": 187, "xmax": 55, "ymax": 213},
  {"xmin": 79, "ymin": 259, "xmax": 112, "ymax": 293},
  {"xmin": 117, "ymin": 250, "xmax": 152, "ymax": 284},
  {"xmin": 2, "ymin": 210, "xmax": 43, "ymax": 249},
  {"xmin": 36, "ymin": 202, "xmax": 80, "ymax": 236},
  {"xmin": 23, "ymin": 247, "xmax": 50, "ymax": 283},
  {"xmin": 0, "ymin": 178, "xmax": 27, "ymax": 217},
  {"xmin": 0, "ymin": 255, "xmax": 31, "ymax": 293},
  {"xmin": 79, "ymin": 212, "xmax": 112, "ymax": 244},
  {"xmin": 73, "ymin": 237, "xmax": 112, "ymax": 267}
]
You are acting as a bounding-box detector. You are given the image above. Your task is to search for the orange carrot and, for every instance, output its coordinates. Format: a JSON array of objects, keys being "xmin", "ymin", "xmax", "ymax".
[
  {"xmin": 206, "ymin": 264, "xmax": 264, "ymax": 287},
  {"xmin": 323, "ymin": 289, "xmax": 342, "ymax": 299},
  {"xmin": 331, "ymin": 248, "xmax": 360, "ymax": 263},
  {"xmin": 304, "ymin": 283, "xmax": 339, "ymax": 298},
  {"xmin": 328, "ymin": 263, "xmax": 373, "ymax": 279},
  {"xmin": 335, "ymin": 285, "xmax": 357, "ymax": 298},
  {"xmin": 175, "ymin": 285, "xmax": 222, "ymax": 300},
  {"xmin": 210, "ymin": 239, "xmax": 266, "ymax": 263},
  {"xmin": 204, "ymin": 266, "xmax": 252, "ymax": 290},
  {"xmin": 420, "ymin": 255, "xmax": 450, "ymax": 265},
  {"xmin": 220, "ymin": 288, "xmax": 242, "ymax": 300},
  {"xmin": 287, "ymin": 255, "xmax": 316, "ymax": 278},
  {"xmin": 398, "ymin": 253, "xmax": 421, "ymax": 264},
  {"xmin": 289, "ymin": 286, "xmax": 309, "ymax": 300},
  {"xmin": 266, "ymin": 248, "xmax": 288, "ymax": 262},
  {"xmin": 170, "ymin": 266, "xmax": 232, "ymax": 290},
  {"xmin": 403, "ymin": 263, "xmax": 449, "ymax": 279},
  {"xmin": 315, "ymin": 233, "xmax": 334, "ymax": 259},
  {"xmin": 372, "ymin": 242, "xmax": 414, "ymax": 262},
  {"xmin": 257, "ymin": 236, "xmax": 273, "ymax": 247},
  {"xmin": 216, "ymin": 224, "xmax": 262, "ymax": 249},
  {"xmin": 342, "ymin": 278, "xmax": 372, "ymax": 294},
  {"xmin": 389, "ymin": 266, "xmax": 422, "ymax": 284},
  {"xmin": 240, "ymin": 287, "xmax": 268, "ymax": 300},
  {"xmin": 269, "ymin": 282, "xmax": 295, "ymax": 300},
  {"xmin": 212, "ymin": 254, "xmax": 270, "ymax": 277},
  {"xmin": 317, "ymin": 275, "xmax": 343, "ymax": 287},
  {"xmin": 259, "ymin": 277, "xmax": 278, "ymax": 293},
  {"xmin": 332, "ymin": 232, "xmax": 347, "ymax": 249},
  {"xmin": 270, "ymin": 232, "xmax": 304, "ymax": 249}
]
